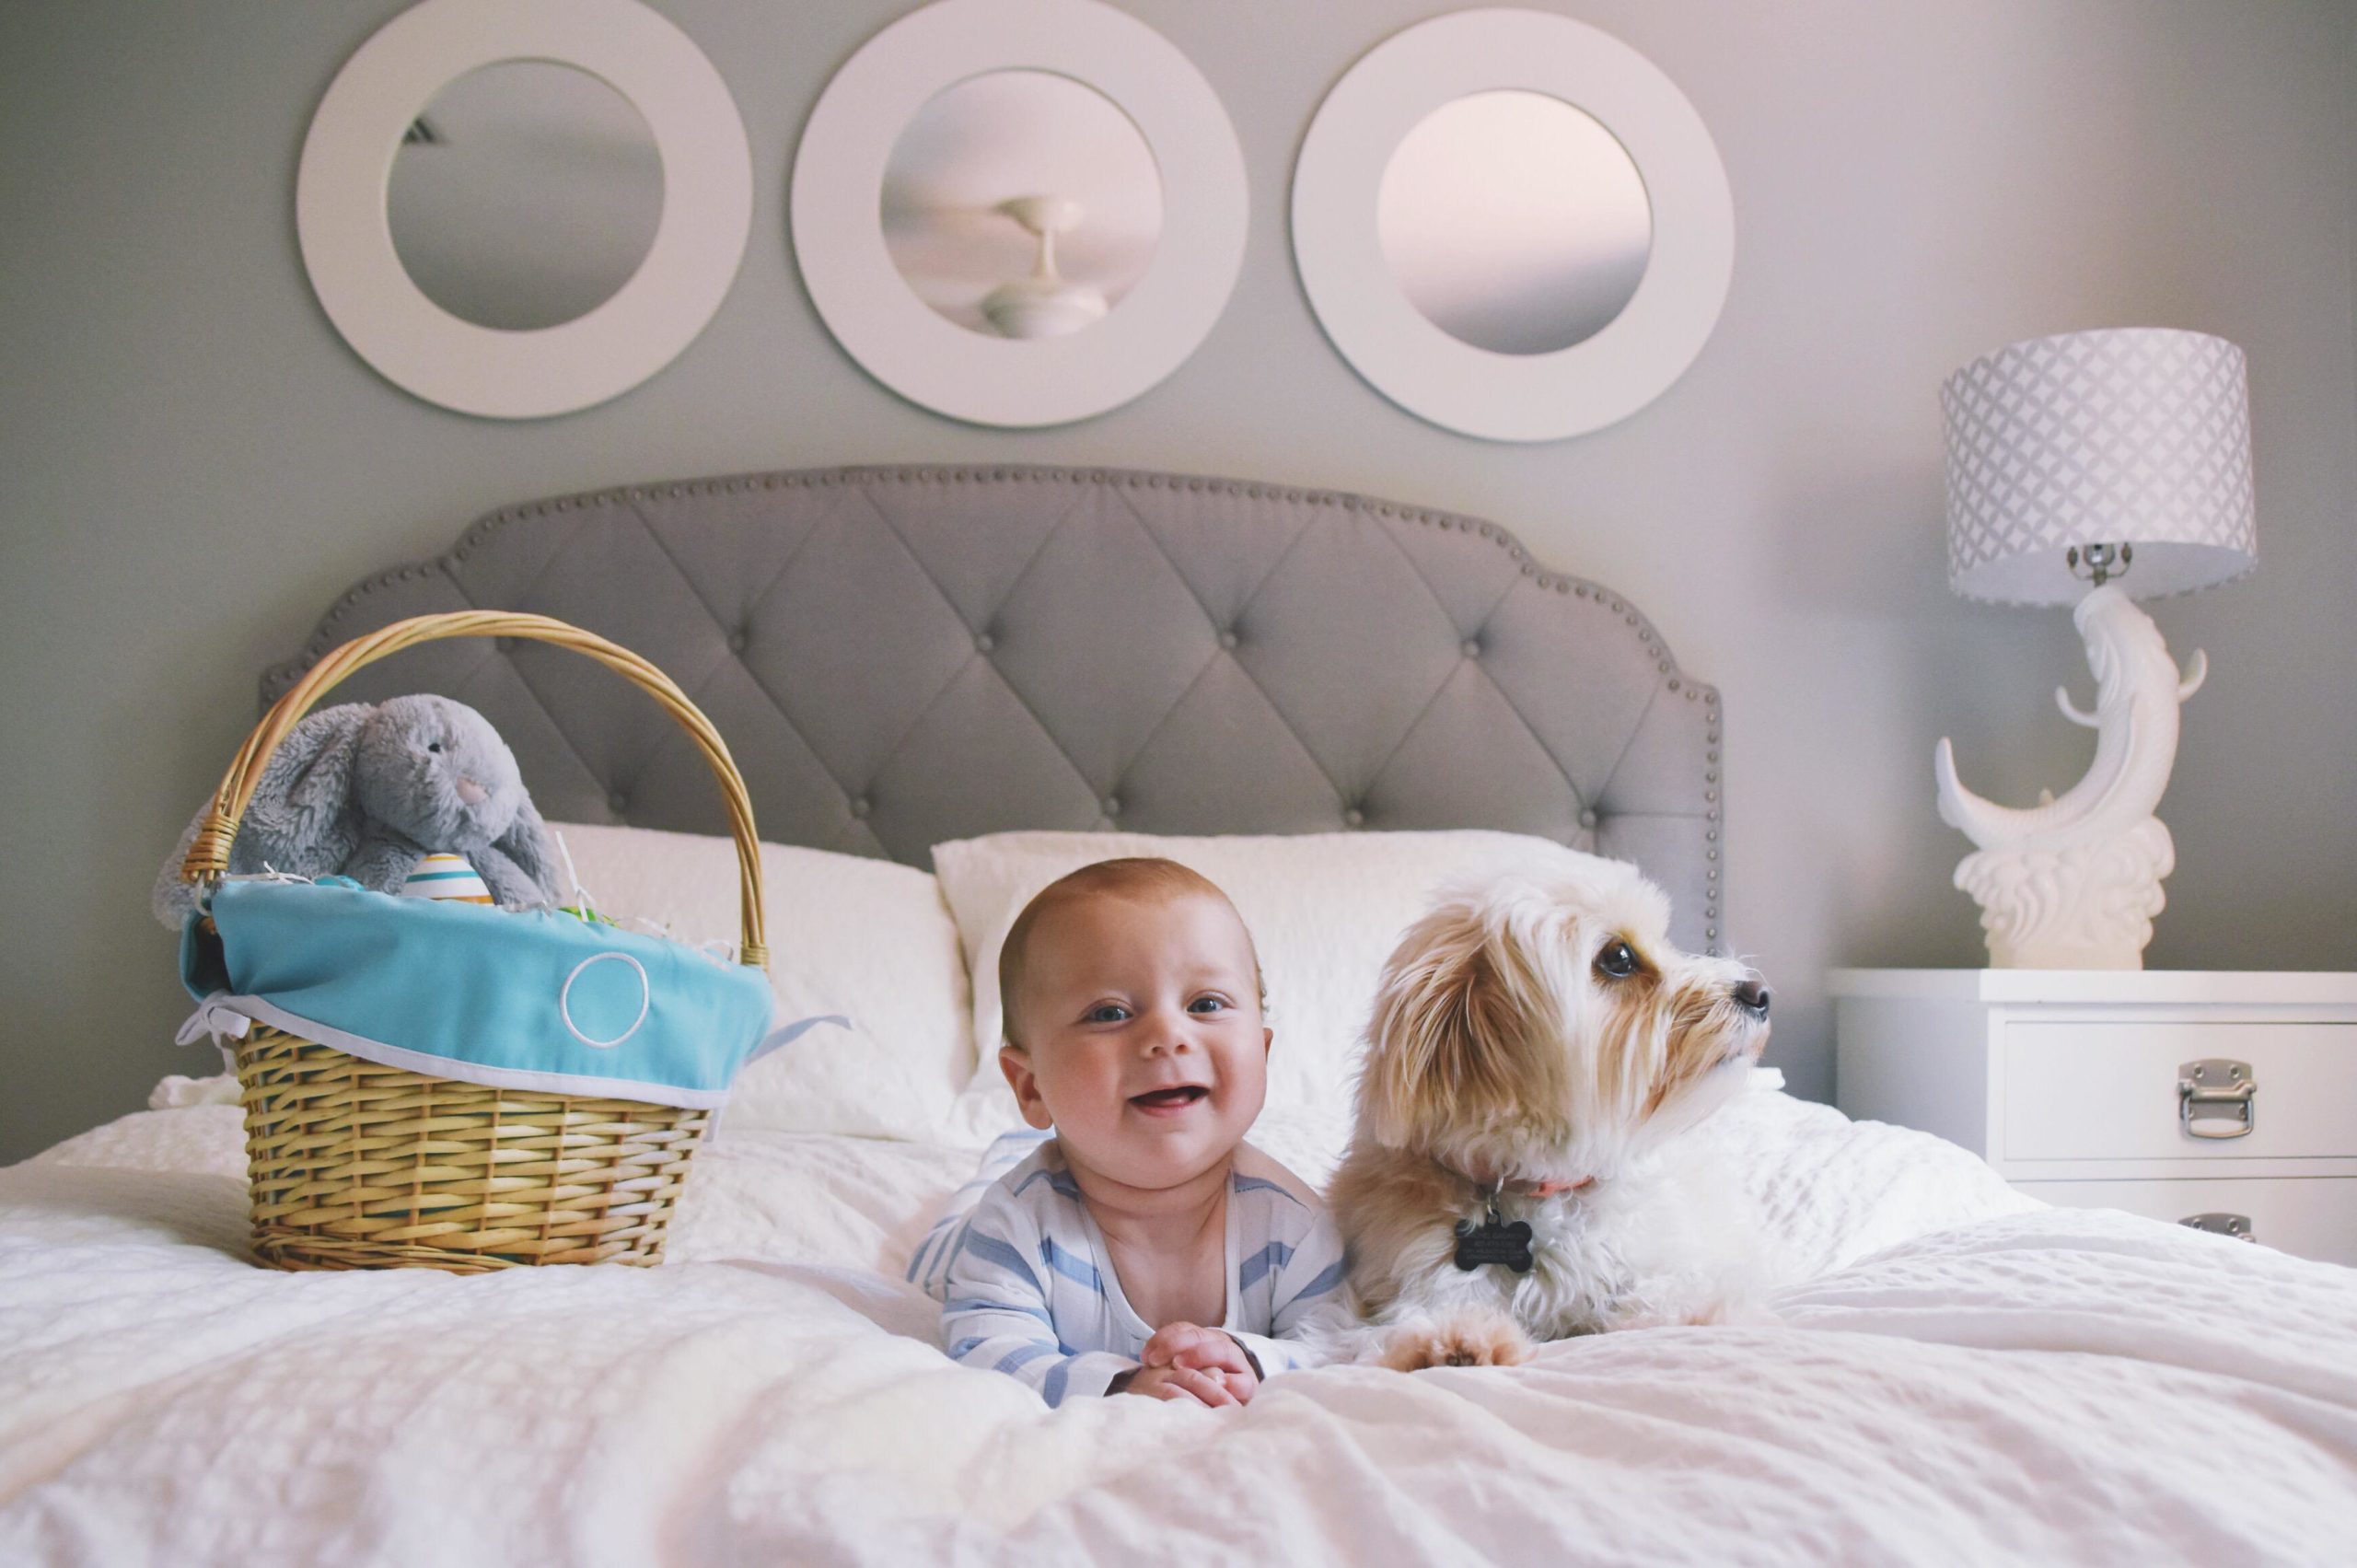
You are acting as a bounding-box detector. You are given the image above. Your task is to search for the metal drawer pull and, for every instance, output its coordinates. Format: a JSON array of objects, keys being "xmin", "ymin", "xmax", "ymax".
[
  {"xmin": 2180, "ymin": 1213, "xmax": 2256, "ymax": 1242},
  {"xmin": 2177, "ymin": 1058, "xmax": 2256, "ymax": 1140}
]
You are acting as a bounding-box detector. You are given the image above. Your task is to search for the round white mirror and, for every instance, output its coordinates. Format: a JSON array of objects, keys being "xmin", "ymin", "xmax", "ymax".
[
  {"xmin": 1294, "ymin": 10, "xmax": 1733, "ymax": 442},
  {"xmin": 296, "ymin": 0, "xmax": 751, "ymax": 420},
  {"xmin": 880, "ymin": 68, "xmax": 1164, "ymax": 341},
  {"xmin": 794, "ymin": 0, "xmax": 1244, "ymax": 427},
  {"xmin": 1377, "ymin": 90, "xmax": 1651, "ymax": 356},
  {"xmin": 387, "ymin": 60, "xmax": 665, "ymax": 333}
]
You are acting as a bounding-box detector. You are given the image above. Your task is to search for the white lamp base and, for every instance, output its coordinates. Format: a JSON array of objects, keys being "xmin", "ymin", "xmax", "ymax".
[
  {"xmin": 1953, "ymin": 817, "xmax": 2174, "ymax": 969},
  {"xmin": 1934, "ymin": 584, "xmax": 2207, "ymax": 970}
]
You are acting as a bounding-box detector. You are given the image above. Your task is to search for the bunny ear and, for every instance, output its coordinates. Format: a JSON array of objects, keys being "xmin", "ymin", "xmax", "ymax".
[
  {"xmin": 492, "ymin": 792, "xmax": 560, "ymax": 900},
  {"xmin": 231, "ymin": 703, "xmax": 370, "ymax": 876}
]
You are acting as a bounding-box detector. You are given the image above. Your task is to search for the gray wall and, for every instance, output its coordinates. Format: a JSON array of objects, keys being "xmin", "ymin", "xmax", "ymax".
[{"xmin": 4, "ymin": 0, "xmax": 2354, "ymax": 1162}]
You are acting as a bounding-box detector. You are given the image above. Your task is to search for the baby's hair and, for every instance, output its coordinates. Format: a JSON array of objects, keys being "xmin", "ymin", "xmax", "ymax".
[{"xmin": 998, "ymin": 857, "xmax": 1264, "ymax": 1049}]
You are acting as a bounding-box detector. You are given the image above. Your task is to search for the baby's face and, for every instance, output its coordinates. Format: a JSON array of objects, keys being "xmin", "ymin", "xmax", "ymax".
[{"xmin": 1001, "ymin": 889, "xmax": 1270, "ymax": 1193}]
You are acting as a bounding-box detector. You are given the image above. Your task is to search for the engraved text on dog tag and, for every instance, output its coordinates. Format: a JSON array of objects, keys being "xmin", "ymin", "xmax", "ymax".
[{"xmin": 1453, "ymin": 1212, "xmax": 1534, "ymax": 1272}]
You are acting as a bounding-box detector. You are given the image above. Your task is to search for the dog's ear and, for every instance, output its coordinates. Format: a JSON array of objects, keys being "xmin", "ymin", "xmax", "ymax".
[{"xmin": 1359, "ymin": 902, "xmax": 1555, "ymax": 1151}]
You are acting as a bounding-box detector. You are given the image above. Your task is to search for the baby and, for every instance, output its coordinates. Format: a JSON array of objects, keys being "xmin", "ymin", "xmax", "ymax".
[{"xmin": 940, "ymin": 858, "xmax": 1345, "ymax": 1408}]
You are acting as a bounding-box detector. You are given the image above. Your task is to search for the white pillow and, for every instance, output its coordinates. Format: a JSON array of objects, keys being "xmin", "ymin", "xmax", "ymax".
[
  {"xmin": 550, "ymin": 822, "xmax": 973, "ymax": 1139},
  {"xmin": 930, "ymin": 829, "xmax": 1624, "ymax": 1144}
]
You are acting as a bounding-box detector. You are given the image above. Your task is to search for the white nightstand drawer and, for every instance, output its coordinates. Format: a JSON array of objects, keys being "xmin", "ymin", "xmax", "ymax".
[
  {"xmin": 2003, "ymin": 1021, "xmax": 2356, "ymax": 1161},
  {"xmin": 2015, "ymin": 1177, "xmax": 2357, "ymax": 1266}
]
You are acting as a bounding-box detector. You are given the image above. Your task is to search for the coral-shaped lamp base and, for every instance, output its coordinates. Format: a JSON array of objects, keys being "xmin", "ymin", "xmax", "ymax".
[
  {"xmin": 1935, "ymin": 584, "xmax": 2207, "ymax": 970},
  {"xmin": 1953, "ymin": 817, "xmax": 2174, "ymax": 970}
]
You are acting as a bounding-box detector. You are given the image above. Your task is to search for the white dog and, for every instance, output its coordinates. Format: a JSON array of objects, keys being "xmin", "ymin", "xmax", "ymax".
[{"xmin": 1327, "ymin": 861, "xmax": 1773, "ymax": 1371}]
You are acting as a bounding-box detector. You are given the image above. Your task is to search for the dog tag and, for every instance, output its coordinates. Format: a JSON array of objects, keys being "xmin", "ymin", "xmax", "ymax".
[{"xmin": 1453, "ymin": 1212, "xmax": 1534, "ymax": 1273}]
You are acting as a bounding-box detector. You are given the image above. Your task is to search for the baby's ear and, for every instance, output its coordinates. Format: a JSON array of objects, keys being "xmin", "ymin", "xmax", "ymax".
[{"xmin": 999, "ymin": 1045, "xmax": 1054, "ymax": 1131}]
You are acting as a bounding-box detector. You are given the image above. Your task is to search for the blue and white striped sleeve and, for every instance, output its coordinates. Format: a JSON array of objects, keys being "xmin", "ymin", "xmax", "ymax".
[
  {"xmin": 939, "ymin": 1183, "xmax": 1132, "ymax": 1407},
  {"xmin": 908, "ymin": 1129, "xmax": 1051, "ymax": 1301},
  {"xmin": 1228, "ymin": 1202, "xmax": 1351, "ymax": 1376}
]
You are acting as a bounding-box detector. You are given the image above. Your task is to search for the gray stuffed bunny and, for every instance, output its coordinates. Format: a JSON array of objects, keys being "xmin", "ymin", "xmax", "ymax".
[{"xmin": 154, "ymin": 693, "xmax": 559, "ymax": 927}]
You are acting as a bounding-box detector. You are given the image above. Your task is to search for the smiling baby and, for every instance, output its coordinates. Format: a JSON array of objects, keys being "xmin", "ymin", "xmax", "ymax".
[{"xmin": 940, "ymin": 858, "xmax": 1345, "ymax": 1407}]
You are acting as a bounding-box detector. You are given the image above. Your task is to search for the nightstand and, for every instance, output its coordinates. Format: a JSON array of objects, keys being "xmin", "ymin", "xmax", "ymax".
[{"xmin": 1830, "ymin": 970, "xmax": 2357, "ymax": 1265}]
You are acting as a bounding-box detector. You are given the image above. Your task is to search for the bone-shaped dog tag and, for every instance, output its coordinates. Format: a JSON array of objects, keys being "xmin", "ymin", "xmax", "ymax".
[{"xmin": 1453, "ymin": 1212, "xmax": 1534, "ymax": 1272}]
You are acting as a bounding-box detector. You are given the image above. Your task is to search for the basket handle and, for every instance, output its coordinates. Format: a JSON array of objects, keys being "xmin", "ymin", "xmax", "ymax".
[{"xmin": 179, "ymin": 610, "xmax": 768, "ymax": 969}]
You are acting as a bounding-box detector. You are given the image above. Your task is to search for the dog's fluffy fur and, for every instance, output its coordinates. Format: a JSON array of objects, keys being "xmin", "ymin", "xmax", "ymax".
[{"xmin": 1327, "ymin": 861, "xmax": 1772, "ymax": 1370}]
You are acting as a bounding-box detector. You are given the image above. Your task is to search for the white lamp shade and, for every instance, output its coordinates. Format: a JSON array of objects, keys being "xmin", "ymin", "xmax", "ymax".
[{"xmin": 1942, "ymin": 328, "xmax": 2256, "ymax": 605}]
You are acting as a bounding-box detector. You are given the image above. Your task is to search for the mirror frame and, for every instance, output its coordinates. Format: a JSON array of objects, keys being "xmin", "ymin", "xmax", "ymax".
[
  {"xmin": 296, "ymin": 0, "xmax": 752, "ymax": 420},
  {"xmin": 792, "ymin": 0, "xmax": 1247, "ymax": 428},
  {"xmin": 1293, "ymin": 10, "xmax": 1734, "ymax": 443}
]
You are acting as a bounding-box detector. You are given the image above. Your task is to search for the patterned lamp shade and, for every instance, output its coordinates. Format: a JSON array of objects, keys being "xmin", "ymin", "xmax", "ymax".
[{"xmin": 1941, "ymin": 328, "xmax": 2257, "ymax": 605}]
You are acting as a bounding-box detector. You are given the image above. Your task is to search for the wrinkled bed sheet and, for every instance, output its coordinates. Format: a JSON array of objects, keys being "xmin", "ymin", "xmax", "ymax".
[{"xmin": 5, "ymin": 1089, "xmax": 2355, "ymax": 1566}]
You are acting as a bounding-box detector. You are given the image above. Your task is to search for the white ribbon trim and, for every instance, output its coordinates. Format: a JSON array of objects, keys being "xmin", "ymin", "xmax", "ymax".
[
  {"xmin": 176, "ymin": 993, "xmax": 253, "ymax": 1047},
  {"xmin": 173, "ymin": 993, "xmax": 854, "ymax": 1109},
  {"xmin": 748, "ymin": 1013, "xmax": 851, "ymax": 1063},
  {"xmin": 172, "ymin": 991, "xmax": 741, "ymax": 1109}
]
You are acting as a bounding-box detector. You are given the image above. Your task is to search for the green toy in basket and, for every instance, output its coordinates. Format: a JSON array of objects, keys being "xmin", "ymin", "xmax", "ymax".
[{"xmin": 170, "ymin": 610, "xmax": 829, "ymax": 1273}]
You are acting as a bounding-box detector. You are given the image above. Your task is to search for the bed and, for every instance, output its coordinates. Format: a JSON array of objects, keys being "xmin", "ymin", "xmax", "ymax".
[{"xmin": 6, "ymin": 465, "xmax": 2355, "ymax": 1565}]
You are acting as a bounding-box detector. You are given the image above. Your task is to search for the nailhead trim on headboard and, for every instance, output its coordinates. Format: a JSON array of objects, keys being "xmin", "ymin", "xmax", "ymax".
[{"xmin": 264, "ymin": 464, "xmax": 1725, "ymax": 953}]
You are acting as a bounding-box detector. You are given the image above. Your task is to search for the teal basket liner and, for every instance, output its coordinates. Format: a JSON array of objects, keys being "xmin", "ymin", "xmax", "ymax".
[{"xmin": 180, "ymin": 878, "xmax": 779, "ymax": 1109}]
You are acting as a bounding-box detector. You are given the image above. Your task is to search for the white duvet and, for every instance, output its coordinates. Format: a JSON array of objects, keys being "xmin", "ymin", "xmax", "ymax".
[{"xmin": 6, "ymin": 1088, "xmax": 2355, "ymax": 1567}]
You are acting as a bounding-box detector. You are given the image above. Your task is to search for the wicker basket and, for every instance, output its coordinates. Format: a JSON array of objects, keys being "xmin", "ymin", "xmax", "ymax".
[{"xmin": 177, "ymin": 610, "xmax": 769, "ymax": 1272}]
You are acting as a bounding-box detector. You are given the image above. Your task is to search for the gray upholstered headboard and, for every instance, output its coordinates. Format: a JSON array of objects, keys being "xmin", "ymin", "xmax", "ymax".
[{"xmin": 263, "ymin": 465, "xmax": 1725, "ymax": 954}]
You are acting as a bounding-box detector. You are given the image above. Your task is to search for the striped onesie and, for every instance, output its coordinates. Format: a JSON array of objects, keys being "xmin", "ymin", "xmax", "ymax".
[{"xmin": 937, "ymin": 1137, "xmax": 1347, "ymax": 1406}]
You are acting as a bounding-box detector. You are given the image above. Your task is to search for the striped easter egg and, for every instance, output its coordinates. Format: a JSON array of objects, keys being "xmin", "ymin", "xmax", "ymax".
[{"xmin": 400, "ymin": 853, "xmax": 494, "ymax": 903}]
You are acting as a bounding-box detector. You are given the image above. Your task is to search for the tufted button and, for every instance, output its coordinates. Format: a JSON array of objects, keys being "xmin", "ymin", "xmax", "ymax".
[
  {"xmin": 1578, "ymin": 807, "xmax": 1598, "ymax": 830},
  {"xmin": 850, "ymin": 796, "xmax": 871, "ymax": 819},
  {"xmin": 727, "ymin": 629, "xmax": 749, "ymax": 654},
  {"xmin": 1344, "ymin": 807, "xmax": 1365, "ymax": 828},
  {"xmin": 1103, "ymin": 796, "xmax": 1122, "ymax": 817},
  {"xmin": 608, "ymin": 792, "xmax": 628, "ymax": 814},
  {"xmin": 1218, "ymin": 629, "xmax": 1239, "ymax": 651},
  {"xmin": 1462, "ymin": 639, "xmax": 1481, "ymax": 658},
  {"xmin": 974, "ymin": 632, "xmax": 995, "ymax": 654}
]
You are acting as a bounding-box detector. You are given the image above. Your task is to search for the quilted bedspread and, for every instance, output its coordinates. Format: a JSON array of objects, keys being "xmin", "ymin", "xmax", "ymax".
[{"xmin": 4, "ymin": 1089, "xmax": 2354, "ymax": 1566}]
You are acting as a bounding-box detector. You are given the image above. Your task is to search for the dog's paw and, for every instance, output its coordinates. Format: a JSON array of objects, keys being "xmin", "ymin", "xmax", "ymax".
[{"xmin": 1379, "ymin": 1308, "xmax": 1533, "ymax": 1372}]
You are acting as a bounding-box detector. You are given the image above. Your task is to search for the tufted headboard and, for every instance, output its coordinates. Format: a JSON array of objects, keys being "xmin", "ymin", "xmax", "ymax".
[{"xmin": 264, "ymin": 465, "xmax": 1726, "ymax": 953}]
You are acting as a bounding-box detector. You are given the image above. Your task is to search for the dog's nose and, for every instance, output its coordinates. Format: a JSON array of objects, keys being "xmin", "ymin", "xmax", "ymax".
[
  {"xmin": 455, "ymin": 776, "xmax": 489, "ymax": 807},
  {"xmin": 1733, "ymin": 979, "xmax": 1771, "ymax": 1018}
]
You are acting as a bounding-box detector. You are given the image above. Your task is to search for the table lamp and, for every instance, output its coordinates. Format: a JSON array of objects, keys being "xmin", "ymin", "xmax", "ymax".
[{"xmin": 1934, "ymin": 327, "xmax": 2257, "ymax": 969}]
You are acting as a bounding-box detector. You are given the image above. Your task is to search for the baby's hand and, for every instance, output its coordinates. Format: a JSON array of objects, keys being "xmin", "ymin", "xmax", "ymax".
[
  {"xmin": 1141, "ymin": 1322, "xmax": 1260, "ymax": 1404},
  {"xmin": 1116, "ymin": 1363, "xmax": 1242, "ymax": 1407}
]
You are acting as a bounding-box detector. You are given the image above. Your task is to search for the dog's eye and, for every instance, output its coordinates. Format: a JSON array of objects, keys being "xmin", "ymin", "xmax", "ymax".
[
  {"xmin": 426, "ymin": 742, "xmax": 444, "ymax": 754},
  {"xmin": 1595, "ymin": 940, "xmax": 1638, "ymax": 979}
]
